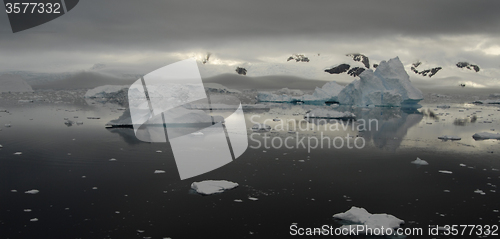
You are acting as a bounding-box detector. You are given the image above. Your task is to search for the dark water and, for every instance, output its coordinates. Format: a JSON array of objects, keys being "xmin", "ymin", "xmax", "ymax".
[{"xmin": 0, "ymin": 99, "xmax": 499, "ymax": 239}]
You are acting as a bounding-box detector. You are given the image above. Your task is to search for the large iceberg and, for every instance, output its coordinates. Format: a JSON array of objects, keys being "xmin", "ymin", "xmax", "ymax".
[
  {"xmin": 257, "ymin": 81, "xmax": 344, "ymax": 103},
  {"xmin": 338, "ymin": 57, "xmax": 423, "ymax": 106}
]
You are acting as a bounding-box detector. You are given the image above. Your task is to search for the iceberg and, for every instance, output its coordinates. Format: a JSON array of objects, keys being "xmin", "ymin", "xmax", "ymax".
[
  {"xmin": 257, "ymin": 81, "xmax": 344, "ymax": 104},
  {"xmin": 338, "ymin": 57, "xmax": 423, "ymax": 106},
  {"xmin": 411, "ymin": 157, "xmax": 429, "ymax": 165},
  {"xmin": 472, "ymin": 132, "xmax": 500, "ymax": 140},
  {"xmin": 333, "ymin": 206, "xmax": 404, "ymax": 234},
  {"xmin": 304, "ymin": 108, "xmax": 355, "ymax": 119},
  {"xmin": 191, "ymin": 180, "xmax": 239, "ymax": 195}
]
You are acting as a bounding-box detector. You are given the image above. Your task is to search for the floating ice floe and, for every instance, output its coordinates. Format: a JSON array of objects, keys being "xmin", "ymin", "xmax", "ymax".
[
  {"xmin": 474, "ymin": 189, "xmax": 486, "ymax": 195},
  {"xmin": 472, "ymin": 99, "xmax": 500, "ymax": 104},
  {"xmin": 154, "ymin": 170, "xmax": 166, "ymax": 174},
  {"xmin": 204, "ymin": 83, "xmax": 241, "ymax": 94},
  {"xmin": 438, "ymin": 135, "xmax": 461, "ymax": 140},
  {"xmin": 436, "ymin": 105, "xmax": 451, "ymax": 108},
  {"xmin": 191, "ymin": 180, "xmax": 239, "ymax": 195},
  {"xmin": 84, "ymin": 85, "xmax": 129, "ymax": 98},
  {"xmin": 411, "ymin": 157, "xmax": 429, "ymax": 165},
  {"xmin": 0, "ymin": 144, "xmax": 3, "ymax": 148},
  {"xmin": 472, "ymin": 132, "xmax": 500, "ymax": 140},
  {"xmin": 25, "ymin": 189, "xmax": 39, "ymax": 194},
  {"xmin": 30, "ymin": 218, "xmax": 38, "ymax": 222},
  {"xmin": 332, "ymin": 206, "xmax": 404, "ymax": 234},
  {"xmin": 304, "ymin": 109, "xmax": 355, "ymax": 119},
  {"xmin": 234, "ymin": 199, "xmax": 243, "ymax": 202},
  {"xmin": 251, "ymin": 123, "xmax": 271, "ymax": 131},
  {"xmin": 14, "ymin": 152, "xmax": 22, "ymax": 155},
  {"xmin": 5, "ymin": 124, "xmax": 11, "ymax": 127},
  {"xmin": 248, "ymin": 197, "xmax": 259, "ymax": 201},
  {"xmin": 338, "ymin": 57, "xmax": 423, "ymax": 107},
  {"xmin": 438, "ymin": 170, "xmax": 453, "ymax": 174},
  {"xmin": 191, "ymin": 132, "xmax": 204, "ymax": 136},
  {"xmin": 257, "ymin": 81, "xmax": 344, "ymax": 104}
]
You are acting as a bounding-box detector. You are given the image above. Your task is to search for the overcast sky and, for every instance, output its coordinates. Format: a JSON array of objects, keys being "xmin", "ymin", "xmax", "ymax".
[{"xmin": 1, "ymin": 0, "xmax": 500, "ymax": 84}]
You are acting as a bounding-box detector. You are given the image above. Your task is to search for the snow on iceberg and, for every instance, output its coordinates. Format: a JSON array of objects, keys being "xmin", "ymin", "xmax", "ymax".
[
  {"xmin": 257, "ymin": 81, "xmax": 344, "ymax": 103},
  {"xmin": 338, "ymin": 57, "xmax": 423, "ymax": 106},
  {"xmin": 333, "ymin": 206, "xmax": 404, "ymax": 234},
  {"xmin": 411, "ymin": 157, "xmax": 429, "ymax": 165},
  {"xmin": 191, "ymin": 180, "xmax": 238, "ymax": 195},
  {"xmin": 304, "ymin": 108, "xmax": 355, "ymax": 119},
  {"xmin": 472, "ymin": 132, "xmax": 500, "ymax": 140}
]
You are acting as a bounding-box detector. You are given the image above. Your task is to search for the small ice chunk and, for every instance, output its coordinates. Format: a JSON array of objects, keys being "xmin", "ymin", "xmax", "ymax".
[
  {"xmin": 472, "ymin": 132, "xmax": 500, "ymax": 140},
  {"xmin": 109, "ymin": 158, "xmax": 117, "ymax": 161},
  {"xmin": 5, "ymin": 124, "xmax": 11, "ymax": 127},
  {"xmin": 0, "ymin": 144, "xmax": 3, "ymax": 148},
  {"xmin": 411, "ymin": 157, "xmax": 429, "ymax": 165},
  {"xmin": 191, "ymin": 180, "xmax": 239, "ymax": 195},
  {"xmin": 156, "ymin": 150, "xmax": 162, "ymax": 153},
  {"xmin": 24, "ymin": 209, "xmax": 32, "ymax": 212},
  {"xmin": 191, "ymin": 132, "xmax": 204, "ymax": 136},
  {"xmin": 234, "ymin": 199, "xmax": 243, "ymax": 203},
  {"xmin": 92, "ymin": 187, "xmax": 98, "ymax": 190},
  {"xmin": 273, "ymin": 118, "xmax": 281, "ymax": 121},
  {"xmin": 438, "ymin": 135, "xmax": 461, "ymax": 140},
  {"xmin": 154, "ymin": 170, "xmax": 165, "ymax": 174},
  {"xmin": 87, "ymin": 117, "xmax": 100, "ymax": 119},
  {"xmin": 333, "ymin": 206, "xmax": 404, "ymax": 233},
  {"xmin": 30, "ymin": 218, "xmax": 38, "ymax": 222},
  {"xmin": 248, "ymin": 197, "xmax": 259, "ymax": 201},
  {"xmin": 11, "ymin": 190, "xmax": 17, "ymax": 192},
  {"xmin": 25, "ymin": 189, "xmax": 39, "ymax": 194},
  {"xmin": 474, "ymin": 189, "xmax": 486, "ymax": 195},
  {"xmin": 14, "ymin": 152, "xmax": 22, "ymax": 155},
  {"xmin": 439, "ymin": 170, "xmax": 453, "ymax": 174},
  {"xmin": 459, "ymin": 164, "xmax": 466, "ymax": 167}
]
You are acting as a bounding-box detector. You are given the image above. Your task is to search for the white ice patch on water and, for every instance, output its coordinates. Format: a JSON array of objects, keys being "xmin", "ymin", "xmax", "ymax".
[
  {"xmin": 333, "ymin": 206, "xmax": 404, "ymax": 234},
  {"xmin": 154, "ymin": 170, "xmax": 166, "ymax": 174},
  {"xmin": 439, "ymin": 170, "xmax": 453, "ymax": 174},
  {"xmin": 191, "ymin": 180, "xmax": 238, "ymax": 195},
  {"xmin": 411, "ymin": 157, "xmax": 429, "ymax": 165},
  {"xmin": 25, "ymin": 189, "xmax": 39, "ymax": 194}
]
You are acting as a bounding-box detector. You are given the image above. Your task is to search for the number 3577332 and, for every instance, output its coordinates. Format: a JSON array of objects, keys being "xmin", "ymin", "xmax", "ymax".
[{"xmin": 5, "ymin": 3, "xmax": 61, "ymax": 14}]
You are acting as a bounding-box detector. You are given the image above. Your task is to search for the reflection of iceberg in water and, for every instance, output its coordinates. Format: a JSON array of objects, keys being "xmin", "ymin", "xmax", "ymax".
[{"xmin": 352, "ymin": 107, "xmax": 423, "ymax": 151}]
